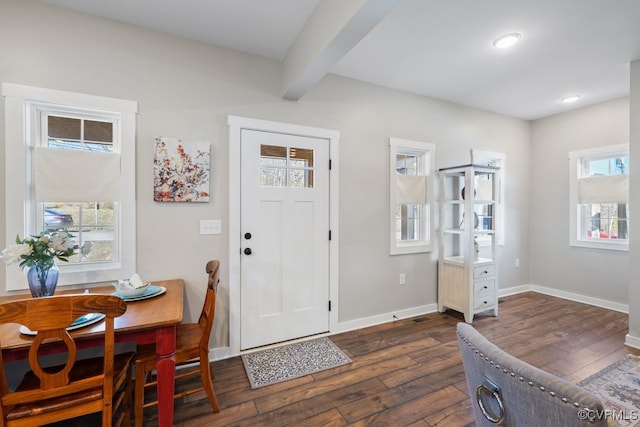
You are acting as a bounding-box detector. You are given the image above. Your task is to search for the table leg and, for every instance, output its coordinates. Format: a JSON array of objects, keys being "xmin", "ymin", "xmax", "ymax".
[{"xmin": 155, "ymin": 325, "xmax": 177, "ymax": 427}]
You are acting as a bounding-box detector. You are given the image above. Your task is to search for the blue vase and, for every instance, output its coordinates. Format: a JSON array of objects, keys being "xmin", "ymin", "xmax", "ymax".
[{"xmin": 26, "ymin": 264, "xmax": 59, "ymax": 297}]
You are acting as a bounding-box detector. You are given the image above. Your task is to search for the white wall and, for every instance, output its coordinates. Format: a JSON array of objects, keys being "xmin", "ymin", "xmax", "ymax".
[
  {"xmin": 0, "ymin": 0, "xmax": 532, "ymax": 349},
  {"xmin": 530, "ymin": 98, "xmax": 630, "ymax": 304},
  {"xmin": 628, "ymin": 60, "xmax": 640, "ymax": 344}
]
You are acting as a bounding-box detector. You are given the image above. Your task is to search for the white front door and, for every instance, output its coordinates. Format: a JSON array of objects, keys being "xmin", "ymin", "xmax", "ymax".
[{"xmin": 240, "ymin": 129, "xmax": 330, "ymax": 350}]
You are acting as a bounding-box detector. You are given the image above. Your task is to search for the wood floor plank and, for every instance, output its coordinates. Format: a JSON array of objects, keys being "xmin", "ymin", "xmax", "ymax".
[{"xmin": 137, "ymin": 291, "xmax": 640, "ymax": 426}]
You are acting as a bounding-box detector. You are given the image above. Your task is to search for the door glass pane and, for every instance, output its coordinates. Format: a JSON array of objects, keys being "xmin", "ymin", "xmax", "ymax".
[
  {"xmin": 261, "ymin": 168, "xmax": 287, "ymax": 187},
  {"xmin": 289, "ymin": 147, "xmax": 314, "ymax": 167},
  {"xmin": 261, "ymin": 144, "xmax": 314, "ymax": 188},
  {"xmin": 261, "ymin": 145, "xmax": 287, "ymax": 166},
  {"xmin": 288, "ymin": 169, "xmax": 314, "ymax": 188}
]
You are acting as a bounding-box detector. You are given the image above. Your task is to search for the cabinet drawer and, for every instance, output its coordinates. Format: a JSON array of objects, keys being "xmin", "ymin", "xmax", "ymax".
[
  {"xmin": 473, "ymin": 265, "xmax": 495, "ymax": 279},
  {"xmin": 474, "ymin": 279, "xmax": 495, "ymax": 296},
  {"xmin": 474, "ymin": 295, "xmax": 495, "ymax": 310}
]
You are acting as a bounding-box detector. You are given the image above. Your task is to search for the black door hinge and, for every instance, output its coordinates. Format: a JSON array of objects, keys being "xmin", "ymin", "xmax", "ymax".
[{"xmin": 329, "ymin": 300, "xmax": 332, "ymax": 311}]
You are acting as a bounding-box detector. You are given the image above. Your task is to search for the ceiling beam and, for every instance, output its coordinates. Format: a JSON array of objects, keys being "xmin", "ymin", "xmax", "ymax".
[{"xmin": 281, "ymin": 0, "xmax": 402, "ymax": 100}]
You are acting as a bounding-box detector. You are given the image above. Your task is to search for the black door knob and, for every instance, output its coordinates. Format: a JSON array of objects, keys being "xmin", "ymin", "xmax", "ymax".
[
  {"xmin": 244, "ymin": 248, "xmax": 252, "ymax": 255},
  {"xmin": 244, "ymin": 232, "xmax": 252, "ymax": 240}
]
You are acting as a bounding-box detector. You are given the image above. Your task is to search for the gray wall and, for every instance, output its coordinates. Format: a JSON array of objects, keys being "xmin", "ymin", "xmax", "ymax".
[
  {"xmin": 2, "ymin": 0, "xmax": 627, "ymax": 350},
  {"xmin": 530, "ymin": 98, "xmax": 630, "ymax": 304}
]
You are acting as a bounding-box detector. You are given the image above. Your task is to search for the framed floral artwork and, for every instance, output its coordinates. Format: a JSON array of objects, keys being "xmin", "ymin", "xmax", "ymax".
[{"xmin": 153, "ymin": 137, "xmax": 210, "ymax": 202}]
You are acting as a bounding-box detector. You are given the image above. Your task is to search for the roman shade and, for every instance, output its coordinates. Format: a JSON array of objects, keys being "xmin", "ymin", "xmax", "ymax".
[
  {"xmin": 396, "ymin": 174, "xmax": 427, "ymax": 204},
  {"xmin": 34, "ymin": 147, "xmax": 120, "ymax": 202},
  {"xmin": 578, "ymin": 174, "xmax": 628, "ymax": 204}
]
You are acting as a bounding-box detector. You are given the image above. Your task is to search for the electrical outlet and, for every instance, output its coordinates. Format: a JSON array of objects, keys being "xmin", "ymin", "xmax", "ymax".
[
  {"xmin": 515, "ymin": 258, "xmax": 520, "ymax": 268},
  {"xmin": 399, "ymin": 273, "xmax": 406, "ymax": 285}
]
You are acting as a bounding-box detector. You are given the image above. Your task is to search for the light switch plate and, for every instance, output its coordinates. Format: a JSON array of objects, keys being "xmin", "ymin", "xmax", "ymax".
[{"xmin": 200, "ymin": 220, "xmax": 222, "ymax": 235}]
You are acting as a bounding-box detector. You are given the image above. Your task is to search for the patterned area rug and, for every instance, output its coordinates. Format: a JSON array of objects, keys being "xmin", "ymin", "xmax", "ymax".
[
  {"xmin": 578, "ymin": 354, "xmax": 640, "ymax": 426},
  {"xmin": 241, "ymin": 337, "xmax": 352, "ymax": 389}
]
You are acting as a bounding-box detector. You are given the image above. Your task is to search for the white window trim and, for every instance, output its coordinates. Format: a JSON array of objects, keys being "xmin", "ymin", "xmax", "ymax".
[
  {"xmin": 3, "ymin": 83, "xmax": 138, "ymax": 290},
  {"xmin": 389, "ymin": 137, "xmax": 435, "ymax": 255},
  {"xmin": 569, "ymin": 144, "xmax": 629, "ymax": 251}
]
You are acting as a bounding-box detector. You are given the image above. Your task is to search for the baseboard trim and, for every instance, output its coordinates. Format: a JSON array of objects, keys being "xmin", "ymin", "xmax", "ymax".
[
  {"xmin": 333, "ymin": 303, "xmax": 438, "ymax": 335},
  {"xmin": 211, "ymin": 286, "xmax": 631, "ymax": 361},
  {"xmin": 625, "ymin": 334, "xmax": 640, "ymax": 350},
  {"xmin": 499, "ymin": 284, "xmax": 628, "ymax": 313}
]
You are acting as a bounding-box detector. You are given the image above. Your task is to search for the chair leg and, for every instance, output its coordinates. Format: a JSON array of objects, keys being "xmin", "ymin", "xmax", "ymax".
[
  {"xmin": 199, "ymin": 350, "xmax": 220, "ymax": 413},
  {"xmin": 134, "ymin": 363, "xmax": 149, "ymax": 427},
  {"xmin": 121, "ymin": 363, "xmax": 133, "ymax": 427}
]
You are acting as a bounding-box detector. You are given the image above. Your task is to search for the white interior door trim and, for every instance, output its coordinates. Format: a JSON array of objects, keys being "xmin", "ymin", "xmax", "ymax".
[{"xmin": 228, "ymin": 115, "xmax": 340, "ymax": 356}]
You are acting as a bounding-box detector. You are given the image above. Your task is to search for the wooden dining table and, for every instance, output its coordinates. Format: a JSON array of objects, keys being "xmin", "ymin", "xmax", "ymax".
[{"xmin": 0, "ymin": 278, "xmax": 184, "ymax": 427}]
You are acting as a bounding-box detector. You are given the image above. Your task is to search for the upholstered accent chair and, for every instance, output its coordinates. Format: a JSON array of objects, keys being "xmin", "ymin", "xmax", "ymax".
[{"xmin": 457, "ymin": 323, "xmax": 613, "ymax": 426}]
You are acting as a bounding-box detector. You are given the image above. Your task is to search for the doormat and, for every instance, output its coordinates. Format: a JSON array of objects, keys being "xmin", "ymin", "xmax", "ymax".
[
  {"xmin": 578, "ymin": 354, "xmax": 640, "ymax": 426},
  {"xmin": 241, "ymin": 337, "xmax": 352, "ymax": 389}
]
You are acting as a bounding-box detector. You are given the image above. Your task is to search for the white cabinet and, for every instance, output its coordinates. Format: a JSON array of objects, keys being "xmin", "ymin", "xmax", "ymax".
[{"xmin": 438, "ymin": 164, "xmax": 499, "ymax": 323}]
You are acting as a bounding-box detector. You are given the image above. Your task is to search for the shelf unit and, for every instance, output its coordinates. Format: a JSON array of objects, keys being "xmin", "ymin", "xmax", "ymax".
[{"xmin": 437, "ymin": 164, "xmax": 499, "ymax": 323}]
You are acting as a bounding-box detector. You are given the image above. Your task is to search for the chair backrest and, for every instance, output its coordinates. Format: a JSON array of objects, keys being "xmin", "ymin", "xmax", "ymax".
[
  {"xmin": 198, "ymin": 260, "xmax": 220, "ymax": 349},
  {"xmin": 456, "ymin": 322, "xmax": 610, "ymax": 426},
  {"xmin": 0, "ymin": 294, "xmax": 127, "ymax": 412}
]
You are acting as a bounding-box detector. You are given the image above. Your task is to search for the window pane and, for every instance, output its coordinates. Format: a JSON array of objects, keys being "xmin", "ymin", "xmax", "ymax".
[
  {"xmin": 48, "ymin": 116, "xmax": 81, "ymax": 140},
  {"xmin": 289, "ymin": 147, "xmax": 313, "ymax": 167},
  {"xmin": 396, "ymin": 153, "xmax": 418, "ymax": 175},
  {"xmin": 396, "ymin": 204, "xmax": 421, "ymax": 241},
  {"xmin": 584, "ymin": 203, "xmax": 629, "ymax": 240},
  {"xmin": 288, "ymin": 169, "xmax": 313, "ymax": 188},
  {"xmin": 84, "ymin": 120, "xmax": 113, "ymax": 143},
  {"xmin": 586, "ymin": 156, "xmax": 629, "ymax": 176},
  {"xmin": 44, "ymin": 202, "xmax": 115, "ymax": 263}
]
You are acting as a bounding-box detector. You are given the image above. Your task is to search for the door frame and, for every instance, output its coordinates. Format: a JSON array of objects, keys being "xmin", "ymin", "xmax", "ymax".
[{"xmin": 228, "ymin": 115, "xmax": 340, "ymax": 356}]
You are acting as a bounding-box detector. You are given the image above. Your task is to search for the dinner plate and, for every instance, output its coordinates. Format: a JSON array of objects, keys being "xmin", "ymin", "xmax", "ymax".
[
  {"xmin": 113, "ymin": 285, "xmax": 166, "ymax": 302},
  {"xmin": 19, "ymin": 313, "xmax": 106, "ymax": 336}
]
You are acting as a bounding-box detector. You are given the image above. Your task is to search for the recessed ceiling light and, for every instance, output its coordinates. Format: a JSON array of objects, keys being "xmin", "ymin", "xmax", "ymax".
[
  {"xmin": 561, "ymin": 95, "xmax": 581, "ymax": 104},
  {"xmin": 492, "ymin": 33, "xmax": 521, "ymax": 49}
]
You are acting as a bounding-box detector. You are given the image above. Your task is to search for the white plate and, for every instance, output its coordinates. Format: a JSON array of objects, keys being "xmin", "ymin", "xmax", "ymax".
[
  {"xmin": 19, "ymin": 313, "xmax": 106, "ymax": 336},
  {"xmin": 113, "ymin": 285, "xmax": 166, "ymax": 302}
]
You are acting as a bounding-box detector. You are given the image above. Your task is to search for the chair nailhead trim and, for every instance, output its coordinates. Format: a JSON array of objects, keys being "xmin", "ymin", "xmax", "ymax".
[{"xmin": 457, "ymin": 331, "xmax": 598, "ymax": 412}]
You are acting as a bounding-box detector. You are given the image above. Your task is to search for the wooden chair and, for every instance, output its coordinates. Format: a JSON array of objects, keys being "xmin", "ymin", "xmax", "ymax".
[
  {"xmin": 0, "ymin": 294, "xmax": 134, "ymax": 426},
  {"xmin": 134, "ymin": 260, "xmax": 220, "ymax": 426}
]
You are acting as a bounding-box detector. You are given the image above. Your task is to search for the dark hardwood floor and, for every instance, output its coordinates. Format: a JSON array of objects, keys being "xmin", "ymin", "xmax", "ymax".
[{"xmin": 142, "ymin": 292, "xmax": 639, "ymax": 426}]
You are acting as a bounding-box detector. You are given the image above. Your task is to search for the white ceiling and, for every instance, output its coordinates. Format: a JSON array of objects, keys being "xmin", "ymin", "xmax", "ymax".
[{"xmin": 40, "ymin": 0, "xmax": 640, "ymax": 120}]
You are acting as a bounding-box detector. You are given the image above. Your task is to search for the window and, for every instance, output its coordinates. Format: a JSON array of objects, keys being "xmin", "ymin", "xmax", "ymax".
[
  {"xmin": 569, "ymin": 144, "xmax": 629, "ymax": 251},
  {"xmin": 389, "ymin": 138, "xmax": 435, "ymax": 255},
  {"xmin": 3, "ymin": 83, "xmax": 138, "ymax": 290},
  {"xmin": 42, "ymin": 112, "xmax": 118, "ymax": 264}
]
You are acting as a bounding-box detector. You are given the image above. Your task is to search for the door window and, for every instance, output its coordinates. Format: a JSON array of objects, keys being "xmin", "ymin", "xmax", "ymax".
[{"xmin": 260, "ymin": 144, "xmax": 314, "ymax": 188}]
